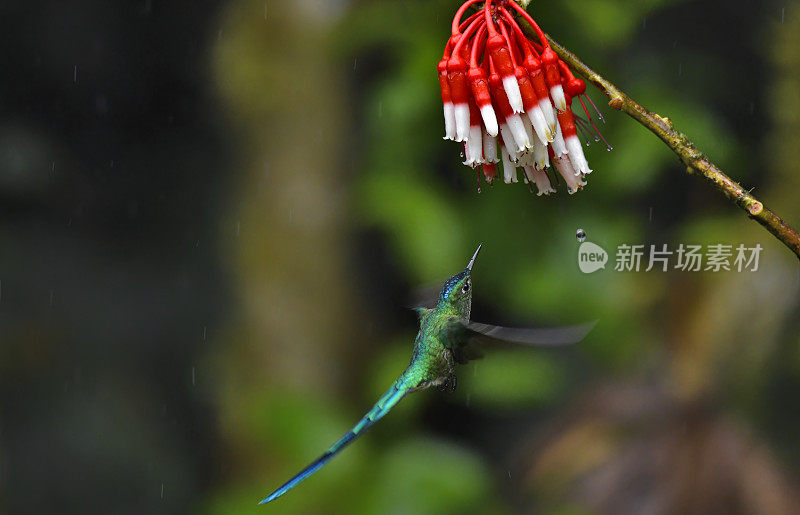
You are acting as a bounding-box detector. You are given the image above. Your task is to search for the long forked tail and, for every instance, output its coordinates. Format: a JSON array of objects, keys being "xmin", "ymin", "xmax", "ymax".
[{"xmin": 258, "ymin": 376, "xmax": 409, "ymax": 505}]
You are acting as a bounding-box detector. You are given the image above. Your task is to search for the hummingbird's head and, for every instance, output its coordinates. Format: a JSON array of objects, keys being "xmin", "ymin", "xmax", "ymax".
[{"xmin": 437, "ymin": 244, "xmax": 481, "ymax": 318}]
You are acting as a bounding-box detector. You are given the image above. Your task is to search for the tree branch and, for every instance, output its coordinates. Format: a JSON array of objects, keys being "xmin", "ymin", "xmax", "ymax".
[{"xmin": 511, "ymin": 2, "xmax": 800, "ymax": 260}]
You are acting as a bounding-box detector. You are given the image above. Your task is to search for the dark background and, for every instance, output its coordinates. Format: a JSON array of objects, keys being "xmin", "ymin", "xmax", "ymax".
[{"xmin": 1, "ymin": 0, "xmax": 799, "ymax": 513}]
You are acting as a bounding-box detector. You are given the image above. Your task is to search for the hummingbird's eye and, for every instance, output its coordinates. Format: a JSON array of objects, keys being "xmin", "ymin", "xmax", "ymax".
[{"xmin": 462, "ymin": 281, "xmax": 470, "ymax": 293}]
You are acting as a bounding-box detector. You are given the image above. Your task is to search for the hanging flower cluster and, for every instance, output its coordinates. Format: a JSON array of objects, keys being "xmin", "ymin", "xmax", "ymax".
[{"xmin": 438, "ymin": 0, "xmax": 610, "ymax": 195}]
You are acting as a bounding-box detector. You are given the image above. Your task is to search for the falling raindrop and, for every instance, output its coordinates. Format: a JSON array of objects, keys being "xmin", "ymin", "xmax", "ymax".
[{"xmin": 576, "ymin": 228, "xmax": 587, "ymax": 242}]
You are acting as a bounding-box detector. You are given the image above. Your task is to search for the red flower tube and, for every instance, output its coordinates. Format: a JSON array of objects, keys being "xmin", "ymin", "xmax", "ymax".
[{"xmin": 484, "ymin": 0, "xmax": 524, "ymax": 114}]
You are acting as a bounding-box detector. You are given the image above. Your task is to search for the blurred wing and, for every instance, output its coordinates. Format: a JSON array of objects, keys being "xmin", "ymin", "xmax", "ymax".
[
  {"xmin": 450, "ymin": 319, "xmax": 598, "ymax": 364},
  {"xmin": 410, "ymin": 282, "xmax": 443, "ymax": 309},
  {"xmin": 466, "ymin": 320, "xmax": 598, "ymax": 346}
]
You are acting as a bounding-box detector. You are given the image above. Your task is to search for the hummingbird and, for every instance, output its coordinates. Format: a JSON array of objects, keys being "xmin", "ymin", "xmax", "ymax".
[{"xmin": 259, "ymin": 244, "xmax": 594, "ymax": 505}]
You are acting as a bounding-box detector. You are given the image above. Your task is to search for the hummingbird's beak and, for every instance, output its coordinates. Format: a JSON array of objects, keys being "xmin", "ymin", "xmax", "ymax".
[{"xmin": 466, "ymin": 243, "xmax": 482, "ymax": 271}]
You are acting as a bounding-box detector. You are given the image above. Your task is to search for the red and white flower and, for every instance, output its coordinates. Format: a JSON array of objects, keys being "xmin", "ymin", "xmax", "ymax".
[{"xmin": 438, "ymin": 0, "xmax": 611, "ymax": 196}]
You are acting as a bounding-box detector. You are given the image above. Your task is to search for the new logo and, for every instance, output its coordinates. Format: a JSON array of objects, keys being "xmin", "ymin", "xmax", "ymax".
[{"xmin": 578, "ymin": 242, "xmax": 608, "ymax": 274}]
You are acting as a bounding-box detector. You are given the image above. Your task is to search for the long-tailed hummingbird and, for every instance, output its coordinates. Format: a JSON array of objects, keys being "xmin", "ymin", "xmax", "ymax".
[{"xmin": 259, "ymin": 244, "xmax": 594, "ymax": 504}]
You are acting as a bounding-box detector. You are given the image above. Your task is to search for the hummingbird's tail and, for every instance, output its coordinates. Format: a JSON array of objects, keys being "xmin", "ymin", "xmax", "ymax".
[{"xmin": 258, "ymin": 376, "xmax": 409, "ymax": 505}]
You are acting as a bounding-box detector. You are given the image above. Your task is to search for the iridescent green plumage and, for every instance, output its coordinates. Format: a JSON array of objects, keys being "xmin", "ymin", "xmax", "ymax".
[{"xmin": 259, "ymin": 244, "xmax": 593, "ymax": 505}]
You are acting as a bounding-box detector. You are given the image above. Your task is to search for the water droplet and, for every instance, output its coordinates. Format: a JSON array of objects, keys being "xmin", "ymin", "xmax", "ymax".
[{"xmin": 576, "ymin": 228, "xmax": 587, "ymax": 242}]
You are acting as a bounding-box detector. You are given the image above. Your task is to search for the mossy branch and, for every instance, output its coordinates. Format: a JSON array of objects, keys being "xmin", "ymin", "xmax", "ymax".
[{"xmin": 511, "ymin": 1, "xmax": 800, "ymax": 260}]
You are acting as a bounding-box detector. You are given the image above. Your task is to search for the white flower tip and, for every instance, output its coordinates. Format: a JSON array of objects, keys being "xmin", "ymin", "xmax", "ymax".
[
  {"xmin": 502, "ymin": 75, "xmax": 524, "ymax": 114},
  {"xmin": 507, "ymin": 114, "xmax": 530, "ymax": 152},
  {"xmin": 553, "ymin": 123, "xmax": 568, "ymax": 156},
  {"xmin": 479, "ymin": 105, "xmax": 499, "ymax": 137},
  {"xmin": 565, "ymin": 135, "xmax": 593, "ymax": 175},
  {"xmin": 551, "ymin": 85, "xmax": 567, "ymax": 111},
  {"xmin": 526, "ymin": 109, "xmax": 549, "ymax": 146},
  {"xmin": 503, "ymin": 165, "xmax": 518, "ymax": 184},
  {"xmin": 454, "ymin": 103, "xmax": 470, "ymax": 142},
  {"xmin": 521, "ymin": 117, "xmax": 537, "ymax": 150},
  {"xmin": 443, "ymin": 103, "xmax": 456, "ymax": 140},
  {"xmin": 499, "ymin": 124, "xmax": 520, "ymax": 161},
  {"xmin": 538, "ymin": 186, "xmax": 556, "ymax": 196},
  {"xmin": 464, "ymin": 126, "xmax": 483, "ymax": 167},
  {"xmin": 538, "ymin": 98, "xmax": 556, "ymax": 127},
  {"xmin": 482, "ymin": 132, "xmax": 499, "ymax": 163}
]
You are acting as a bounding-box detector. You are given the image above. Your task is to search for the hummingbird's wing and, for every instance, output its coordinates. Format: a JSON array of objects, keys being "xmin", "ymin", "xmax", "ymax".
[
  {"xmin": 465, "ymin": 320, "xmax": 597, "ymax": 346},
  {"xmin": 258, "ymin": 375, "xmax": 411, "ymax": 505},
  {"xmin": 449, "ymin": 319, "xmax": 598, "ymax": 364}
]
